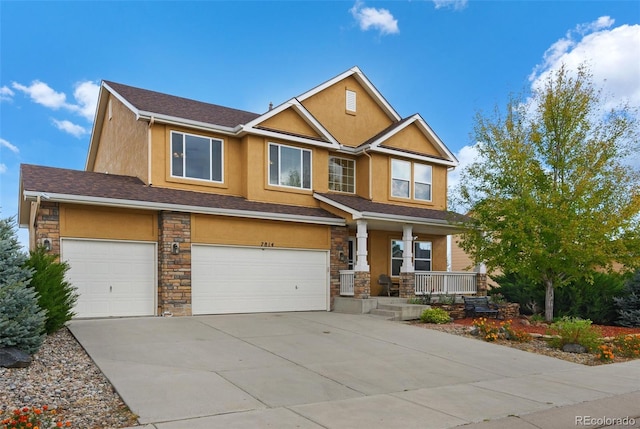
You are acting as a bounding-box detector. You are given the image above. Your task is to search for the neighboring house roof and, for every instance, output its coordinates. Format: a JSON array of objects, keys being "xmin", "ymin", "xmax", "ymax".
[
  {"xmin": 314, "ymin": 192, "xmax": 468, "ymax": 234},
  {"xmin": 19, "ymin": 165, "xmax": 344, "ymax": 227}
]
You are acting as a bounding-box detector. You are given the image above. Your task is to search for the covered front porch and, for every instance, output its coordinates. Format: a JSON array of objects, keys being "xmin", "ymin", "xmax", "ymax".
[{"xmin": 315, "ymin": 193, "xmax": 483, "ymax": 302}]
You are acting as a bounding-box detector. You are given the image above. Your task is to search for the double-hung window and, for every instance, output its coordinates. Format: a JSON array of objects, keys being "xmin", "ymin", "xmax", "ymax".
[
  {"xmin": 171, "ymin": 131, "xmax": 223, "ymax": 182},
  {"xmin": 391, "ymin": 159, "xmax": 432, "ymax": 201},
  {"xmin": 328, "ymin": 156, "xmax": 355, "ymax": 193},
  {"xmin": 269, "ymin": 143, "xmax": 312, "ymax": 189},
  {"xmin": 390, "ymin": 239, "xmax": 432, "ymax": 275}
]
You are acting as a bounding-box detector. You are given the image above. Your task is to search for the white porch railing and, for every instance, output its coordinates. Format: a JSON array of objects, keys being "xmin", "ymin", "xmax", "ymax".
[
  {"xmin": 340, "ymin": 270, "xmax": 355, "ymax": 296},
  {"xmin": 415, "ymin": 271, "xmax": 477, "ymax": 295}
]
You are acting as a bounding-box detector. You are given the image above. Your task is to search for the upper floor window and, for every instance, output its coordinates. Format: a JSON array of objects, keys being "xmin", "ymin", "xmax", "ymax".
[
  {"xmin": 171, "ymin": 131, "xmax": 223, "ymax": 182},
  {"xmin": 329, "ymin": 156, "xmax": 355, "ymax": 193},
  {"xmin": 391, "ymin": 159, "xmax": 432, "ymax": 201},
  {"xmin": 269, "ymin": 143, "xmax": 311, "ymax": 189}
]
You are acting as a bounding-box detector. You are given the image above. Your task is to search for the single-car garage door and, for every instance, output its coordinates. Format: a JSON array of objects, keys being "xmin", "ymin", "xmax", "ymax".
[
  {"xmin": 61, "ymin": 239, "xmax": 156, "ymax": 318},
  {"xmin": 192, "ymin": 245, "xmax": 328, "ymax": 315}
]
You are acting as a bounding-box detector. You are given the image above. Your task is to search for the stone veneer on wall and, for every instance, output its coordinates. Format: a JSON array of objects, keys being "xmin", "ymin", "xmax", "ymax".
[
  {"xmin": 329, "ymin": 226, "xmax": 349, "ymax": 299},
  {"xmin": 35, "ymin": 201, "xmax": 60, "ymax": 256},
  {"xmin": 158, "ymin": 211, "xmax": 192, "ymax": 316}
]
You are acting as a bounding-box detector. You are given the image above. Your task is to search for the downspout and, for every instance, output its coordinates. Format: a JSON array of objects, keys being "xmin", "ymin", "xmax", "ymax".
[
  {"xmin": 29, "ymin": 195, "xmax": 41, "ymax": 250},
  {"xmin": 363, "ymin": 148, "xmax": 372, "ymax": 200},
  {"xmin": 147, "ymin": 116, "xmax": 155, "ymax": 185}
]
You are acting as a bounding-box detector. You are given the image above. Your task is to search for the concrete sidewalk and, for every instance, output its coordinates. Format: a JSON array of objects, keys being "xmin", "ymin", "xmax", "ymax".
[{"xmin": 68, "ymin": 312, "xmax": 640, "ymax": 429}]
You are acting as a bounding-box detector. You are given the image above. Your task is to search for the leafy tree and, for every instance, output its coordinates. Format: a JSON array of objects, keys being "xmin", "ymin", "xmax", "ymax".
[
  {"xmin": 25, "ymin": 247, "xmax": 78, "ymax": 334},
  {"xmin": 456, "ymin": 64, "xmax": 640, "ymax": 321},
  {"xmin": 0, "ymin": 216, "xmax": 46, "ymax": 354}
]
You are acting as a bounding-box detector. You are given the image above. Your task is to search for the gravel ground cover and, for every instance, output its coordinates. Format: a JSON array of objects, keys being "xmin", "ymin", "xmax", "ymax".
[{"xmin": 0, "ymin": 327, "xmax": 139, "ymax": 429}]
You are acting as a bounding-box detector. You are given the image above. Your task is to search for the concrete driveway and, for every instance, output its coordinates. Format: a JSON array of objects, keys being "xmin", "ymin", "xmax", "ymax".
[{"xmin": 68, "ymin": 312, "xmax": 640, "ymax": 429}]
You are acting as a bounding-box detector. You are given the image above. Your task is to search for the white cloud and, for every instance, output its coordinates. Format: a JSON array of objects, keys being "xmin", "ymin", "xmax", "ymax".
[
  {"xmin": 432, "ymin": 0, "xmax": 468, "ymax": 11},
  {"xmin": 52, "ymin": 119, "xmax": 88, "ymax": 138},
  {"xmin": 448, "ymin": 144, "xmax": 480, "ymax": 193},
  {"xmin": 0, "ymin": 86, "xmax": 14, "ymax": 102},
  {"xmin": 12, "ymin": 80, "xmax": 68, "ymax": 109},
  {"xmin": 0, "ymin": 163, "xmax": 6, "ymax": 174},
  {"xmin": 0, "ymin": 138, "xmax": 19, "ymax": 154},
  {"xmin": 70, "ymin": 81, "xmax": 100, "ymax": 121},
  {"xmin": 12, "ymin": 79, "xmax": 100, "ymax": 121},
  {"xmin": 529, "ymin": 18, "xmax": 640, "ymax": 110},
  {"xmin": 350, "ymin": 1, "xmax": 399, "ymax": 35}
]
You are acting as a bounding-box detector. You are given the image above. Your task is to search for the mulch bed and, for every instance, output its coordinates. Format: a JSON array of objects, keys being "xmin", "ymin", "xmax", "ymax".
[{"xmin": 411, "ymin": 317, "xmax": 640, "ymax": 366}]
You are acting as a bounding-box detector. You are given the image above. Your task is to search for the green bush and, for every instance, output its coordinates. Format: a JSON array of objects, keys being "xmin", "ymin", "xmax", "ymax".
[
  {"xmin": 0, "ymin": 216, "xmax": 46, "ymax": 354},
  {"xmin": 25, "ymin": 247, "xmax": 78, "ymax": 334},
  {"xmin": 420, "ymin": 308, "xmax": 451, "ymax": 324},
  {"xmin": 491, "ymin": 273, "xmax": 544, "ymax": 315},
  {"xmin": 547, "ymin": 317, "xmax": 602, "ymax": 352},
  {"xmin": 614, "ymin": 270, "xmax": 640, "ymax": 327},
  {"xmin": 0, "ymin": 281, "xmax": 47, "ymax": 354},
  {"xmin": 555, "ymin": 272, "xmax": 627, "ymax": 325}
]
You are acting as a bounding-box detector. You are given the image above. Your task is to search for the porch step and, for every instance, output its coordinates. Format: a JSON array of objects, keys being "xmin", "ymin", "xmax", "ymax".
[
  {"xmin": 369, "ymin": 308, "xmax": 401, "ymax": 321},
  {"xmin": 377, "ymin": 303, "xmax": 430, "ymax": 321}
]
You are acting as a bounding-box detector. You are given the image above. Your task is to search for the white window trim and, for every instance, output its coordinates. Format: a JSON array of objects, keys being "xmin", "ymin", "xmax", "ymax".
[
  {"xmin": 170, "ymin": 131, "xmax": 224, "ymax": 183},
  {"xmin": 268, "ymin": 142, "xmax": 313, "ymax": 190},
  {"xmin": 328, "ymin": 156, "xmax": 356, "ymax": 194},
  {"xmin": 414, "ymin": 240, "xmax": 432, "ymax": 271},
  {"xmin": 391, "ymin": 239, "xmax": 433, "ymax": 276},
  {"xmin": 391, "ymin": 158, "xmax": 432, "ymax": 202}
]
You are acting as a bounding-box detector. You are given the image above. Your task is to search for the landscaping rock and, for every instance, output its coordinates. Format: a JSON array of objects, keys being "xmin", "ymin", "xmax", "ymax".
[
  {"xmin": 562, "ymin": 343, "xmax": 587, "ymax": 354},
  {"xmin": 0, "ymin": 347, "xmax": 32, "ymax": 368}
]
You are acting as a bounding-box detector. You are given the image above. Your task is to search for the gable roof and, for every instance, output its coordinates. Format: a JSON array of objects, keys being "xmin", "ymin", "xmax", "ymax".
[
  {"xmin": 19, "ymin": 164, "xmax": 344, "ymax": 227},
  {"xmin": 297, "ymin": 66, "xmax": 401, "ymax": 122}
]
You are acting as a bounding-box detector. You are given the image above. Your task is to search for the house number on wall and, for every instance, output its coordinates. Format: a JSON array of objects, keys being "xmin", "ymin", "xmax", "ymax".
[{"xmin": 260, "ymin": 242, "xmax": 275, "ymax": 247}]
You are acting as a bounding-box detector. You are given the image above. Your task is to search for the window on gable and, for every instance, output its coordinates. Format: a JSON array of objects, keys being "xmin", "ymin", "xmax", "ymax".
[
  {"xmin": 269, "ymin": 143, "xmax": 312, "ymax": 190},
  {"xmin": 346, "ymin": 89, "xmax": 356, "ymax": 113},
  {"xmin": 391, "ymin": 159, "xmax": 432, "ymax": 201},
  {"xmin": 329, "ymin": 156, "xmax": 355, "ymax": 193},
  {"xmin": 171, "ymin": 131, "xmax": 223, "ymax": 182}
]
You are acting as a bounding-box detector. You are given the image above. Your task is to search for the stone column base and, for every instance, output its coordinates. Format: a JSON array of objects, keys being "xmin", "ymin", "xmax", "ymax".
[{"xmin": 353, "ymin": 271, "xmax": 371, "ymax": 299}]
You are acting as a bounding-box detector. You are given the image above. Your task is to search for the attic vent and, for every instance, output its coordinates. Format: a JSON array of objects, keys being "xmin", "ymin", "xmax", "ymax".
[{"xmin": 346, "ymin": 89, "xmax": 356, "ymax": 113}]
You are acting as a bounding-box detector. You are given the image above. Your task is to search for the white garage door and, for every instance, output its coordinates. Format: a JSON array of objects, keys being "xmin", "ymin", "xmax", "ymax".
[
  {"xmin": 192, "ymin": 245, "xmax": 328, "ymax": 315},
  {"xmin": 61, "ymin": 239, "xmax": 156, "ymax": 318}
]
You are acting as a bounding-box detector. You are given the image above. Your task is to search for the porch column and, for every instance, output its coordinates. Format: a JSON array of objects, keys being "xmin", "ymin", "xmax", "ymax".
[
  {"xmin": 354, "ymin": 219, "xmax": 369, "ymax": 271},
  {"xmin": 400, "ymin": 224, "xmax": 414, "ymax": 273}
]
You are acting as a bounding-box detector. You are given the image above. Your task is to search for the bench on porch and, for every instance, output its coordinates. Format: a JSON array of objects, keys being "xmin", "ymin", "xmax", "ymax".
[{"xmin": 463, "ymin": 296, "xmax": 499, "ymax": 318}]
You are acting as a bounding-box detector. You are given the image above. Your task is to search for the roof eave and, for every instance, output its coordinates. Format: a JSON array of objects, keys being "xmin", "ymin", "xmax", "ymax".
[{"xmin": 21, "ymin": 191, "xmax": 345, "ymax": 226}]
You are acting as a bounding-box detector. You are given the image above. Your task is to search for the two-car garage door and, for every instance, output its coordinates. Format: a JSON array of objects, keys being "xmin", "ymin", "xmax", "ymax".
[
  {"xmin": 192, "ymin": 245, "xmax": 329, "ymax": 315},
  {"xmin": 62, "ymin": 239, "xmax": 328, "ymax": 317}
]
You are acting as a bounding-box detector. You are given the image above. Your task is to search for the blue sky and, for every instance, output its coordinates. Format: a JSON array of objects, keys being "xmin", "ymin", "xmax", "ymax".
[{"xmin": 1, "ymin": 0, "xmax": 639, "ymax": 248}]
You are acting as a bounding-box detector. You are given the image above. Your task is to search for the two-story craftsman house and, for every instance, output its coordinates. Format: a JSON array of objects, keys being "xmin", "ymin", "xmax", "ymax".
[{"xmin": 19, "ymin": 67, "xmax": 475, "ymax": 318}]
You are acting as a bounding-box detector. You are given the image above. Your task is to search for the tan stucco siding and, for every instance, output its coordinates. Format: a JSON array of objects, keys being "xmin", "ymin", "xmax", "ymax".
[
  {"xmin": 59, "ymin": 204, "xmax": 157, "ymax": 241},
  {"xmin": 260, "ymin": 108, "xmax": 322, "ymax": 139},
  {"xmin": 148, "ymin": 125, "xmax": 244, "ymax": 196},
  {"xmin": 383, "ymin": 123, "xmax": 442, "ymax": 157},
  {"xmin": 191, "ymin": 214, "xmax": 330, "ymax": 249},
  {"xmin": 93, "ymin": 95, "xmax": 148, "ymax": 181},
  {"xmin": 301, "ymin": 76, "xmax": 393, "ymax": 147},
  {"xmin": 367, "ymin": 230, "xmax": 447, "ymax": 296}
]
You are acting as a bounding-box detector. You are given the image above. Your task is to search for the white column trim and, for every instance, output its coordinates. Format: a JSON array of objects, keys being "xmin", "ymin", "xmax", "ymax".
[
  {"xmin": 401, "ymin": 224, "xmax": 414, "ymax": 273},
  {"xmin": 354, "ymin": 219, "xmax": 370, "ymax": 271}
]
